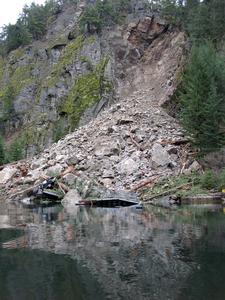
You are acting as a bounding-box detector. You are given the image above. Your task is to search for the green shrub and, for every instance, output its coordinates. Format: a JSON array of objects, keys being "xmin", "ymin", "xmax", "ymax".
[
  {"xmin": 53, "ymin": 120, "xmax": 67, "ymax": 143},
  {"xmin": 217, "ymin": 169, "xmax": 225, "ymax": 191},
  {"xmin": 6, "ymin": 139, "xmax": 24, "ymax": 162},
  {"xmin": 200, "ymin": 170, "xmax": 217, "ymax": 190},
  {"xmin": 199, "ymin": 169, "xmax": 225, "ymax": 191},
  {"xmin": 0, "ymin": 135, "xmax": 5, "ymax": 165}
]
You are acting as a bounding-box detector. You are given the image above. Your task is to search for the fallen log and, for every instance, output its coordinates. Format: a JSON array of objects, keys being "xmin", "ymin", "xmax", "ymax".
[
  {"xmin": 57, "ymin": 181, "xmax": 70, "ymax": 194},
  {"xmin": 131, "ymin": 176, "xmax": 160, "ymax": 191},
  {"xmin": 60, "ymin": 165, "xmax": 75, "ymax": 177},
  {"xmin": 144, "ymin": 182, "xmax": 193, "ymax": 204}
]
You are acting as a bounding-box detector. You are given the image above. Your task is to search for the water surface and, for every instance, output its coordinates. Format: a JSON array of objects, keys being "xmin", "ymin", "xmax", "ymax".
[{"xmin": 0, "ymin": 201, "xmax": 225, "ymax": 300}]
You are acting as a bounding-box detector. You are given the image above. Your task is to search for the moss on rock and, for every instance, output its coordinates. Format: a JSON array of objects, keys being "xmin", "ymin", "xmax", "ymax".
[
  {"xmin": 61, "ymin": 56, "xmax": 111, "ymax": 129},
  {"xmin": 0, "ymin": 57, "xmax": 4, "ymax": 84},
  {"xmin": 45, "ymin": 35, "xmax": 85, "ymax": 88},
  {"xmin": 10, "ymin": 64, "xmax": 34, "ymax": 95}
]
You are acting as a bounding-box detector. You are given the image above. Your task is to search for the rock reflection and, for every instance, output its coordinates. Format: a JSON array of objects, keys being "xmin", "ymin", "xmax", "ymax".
[{"xmin": 0, "ymin": 201, "xmax": 222, "ymax": 300}]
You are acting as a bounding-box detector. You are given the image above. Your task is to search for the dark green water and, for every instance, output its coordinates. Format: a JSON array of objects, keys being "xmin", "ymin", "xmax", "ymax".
[{"xmin": 0, "ymin": 202, "xmax": 225, "ymax": 300}]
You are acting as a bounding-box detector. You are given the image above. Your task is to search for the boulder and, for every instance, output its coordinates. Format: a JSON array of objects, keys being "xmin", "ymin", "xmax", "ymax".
[
  {"xmin": 151, "ymin": 143, "xmax": 170, "ymax": 167},
  {"xmin": 27, "ymin": 169, "xmax": 43, "ymax": 181},
  {"xmin": 0, "ymin": 167, "xmax": 17, "ymax": 185},
  {"xmin": 102, "ymin": 170, "xmax": 115, "ymax": 178},
  {"xmin": 46, "ymin": 164, "xmax": 64, "ymax": 177},
  {"xmin": 183, "ymin": 161, "xmax": 201, "ymax": 175},
  {"xmin": 94, "ymin": 142, "xmax": 120, "ymax": 157},
  {"xmin": 63, "ymin": 173, "xmax": 77, "ymax": 186},
  {"xmin": 118, "ymin": 158, "xmax": 139, "ymax": 175},
  {"xmin": 61, "ymin": 189, "xmax": 82, "ymax": 206}
]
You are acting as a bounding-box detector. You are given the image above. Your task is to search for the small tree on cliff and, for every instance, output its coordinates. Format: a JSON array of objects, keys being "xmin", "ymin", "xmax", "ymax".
[
  {"xmin": 0, "ymin": 136, "xmax": 5, "ymax": 165},
  {"xmin": 179, "ymin": 43, "xmax": 225, "ymax": 156},
  {"xmin": 7, "ymin": 139, "xmax": 24, "ymax": 162}
]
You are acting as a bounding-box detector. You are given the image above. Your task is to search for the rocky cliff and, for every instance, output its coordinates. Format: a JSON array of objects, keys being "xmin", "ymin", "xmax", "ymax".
[
  {"xmin": 0, "ymin": 0, "xmax": 182, "ymax": 155},
  {"xmin": 0, "ymin": 0, "xmax": 112, "ymax": 155},
  {"xmin": 0, "ymin": 0, "xmax": 200, "ymax": 199}
]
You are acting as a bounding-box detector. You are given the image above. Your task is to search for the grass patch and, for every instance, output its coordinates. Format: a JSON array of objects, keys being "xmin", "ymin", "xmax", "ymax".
[{"xmin": 140, "ymin": 170, "xmax": 225, "ymax": 201}]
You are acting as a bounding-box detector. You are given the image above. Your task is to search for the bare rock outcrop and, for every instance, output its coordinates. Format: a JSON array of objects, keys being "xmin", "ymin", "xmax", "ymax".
[{"xmin": 0, "ymin": 13, "xmax": 195, "ymax": 201}]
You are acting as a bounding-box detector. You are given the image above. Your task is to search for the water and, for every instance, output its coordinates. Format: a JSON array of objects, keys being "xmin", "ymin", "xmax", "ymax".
[{"xmin": 0, "ymin": 201, "xmax": 225, "ymax": 300}]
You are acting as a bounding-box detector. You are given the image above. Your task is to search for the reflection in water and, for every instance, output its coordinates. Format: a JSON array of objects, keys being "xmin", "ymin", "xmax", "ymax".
[{"xmin": 0, "ymin": 201, "xmax": 225, "ymax": 300}]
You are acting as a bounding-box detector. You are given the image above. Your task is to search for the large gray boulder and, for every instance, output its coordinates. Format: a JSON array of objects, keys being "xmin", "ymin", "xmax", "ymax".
[
  {"xmin": 61, "ymin": 189, "xmax": 82, "ymax": 207},
  {"xmin": 151, "ymin": 143, "xmax": 170, "ymax": 167},
  {"xmin": 0, "ymin": 167, "xmax": 17, "ymax": 185}
]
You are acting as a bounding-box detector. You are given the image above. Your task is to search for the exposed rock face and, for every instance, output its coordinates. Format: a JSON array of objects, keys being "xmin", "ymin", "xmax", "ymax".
[
  {"xmin": 0, "ymin": 1, "xmax": 112, "ymax": 155},
  {"xmin": 0, "ymin": 2, "xmax": 194, "ymax": 200},
  {"xmin": 127, "ymin": 16, "xmax": 168, "ymax": 49},
  {"xmin": 0, "ymin": 1, "xmax": 184, "ymax": 158}
]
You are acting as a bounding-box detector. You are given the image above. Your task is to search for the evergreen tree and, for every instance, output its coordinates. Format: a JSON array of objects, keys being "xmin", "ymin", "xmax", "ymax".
[
  {"xmin": 0, "ymin": 136, "xmax": 5, "ymax": 165},
  {"xmin": 7, "ymin": 139, "xmax": 24, "ymax": 162},
  {"xmin": 179, "ymin": 43, "xmax": 225, "ymax": 155},
  {"xmin": 79, "ymin": 0, "xmax": 132, "ymax": 32},
  {"xmin": 0, "ymin": 0, "xmax": 62, "ymax": 54},
  {"xmin": 2, "ymin": 85, "xmax": 15, "ymax": 120},
  {"xmin": 1, "ymin": 22, "xmax": 32, "ymax": 53}
]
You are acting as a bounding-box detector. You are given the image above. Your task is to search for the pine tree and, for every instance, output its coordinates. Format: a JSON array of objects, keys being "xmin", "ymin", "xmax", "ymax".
[
  {"xmin": 0, "ymin": 136, "xmax": 5, "ymax": 165},
  {"xmin": 7, "ymin": 139, "xmax": 23, "ymax": 162},
  {"xmin": 1, "ymin": 22, "xmax": 32, "ymax": 53},
  {"xmin": 179, "ymin": 43, "xmax": 225, "ymax": 155}
]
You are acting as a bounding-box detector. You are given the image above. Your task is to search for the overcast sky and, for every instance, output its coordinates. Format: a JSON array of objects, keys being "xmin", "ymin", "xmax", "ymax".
[{"xmin": 0, "ymin": 0, "xmax": 46, "ymax": 28}]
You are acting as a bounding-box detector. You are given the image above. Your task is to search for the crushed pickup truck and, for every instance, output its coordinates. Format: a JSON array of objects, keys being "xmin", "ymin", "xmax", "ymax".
[{"xmin": 26, "ymin": 177, "xmax": 64, "ymax": 202}]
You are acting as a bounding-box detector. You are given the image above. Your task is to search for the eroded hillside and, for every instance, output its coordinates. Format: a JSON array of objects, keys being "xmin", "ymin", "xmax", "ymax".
[
  {"xmin": 0, "ymin": 3, "xmax": 200, "ymax": 200},
  {"xmin": 0, "ymin": 0, "xmax": 185, "ymax": 156}
]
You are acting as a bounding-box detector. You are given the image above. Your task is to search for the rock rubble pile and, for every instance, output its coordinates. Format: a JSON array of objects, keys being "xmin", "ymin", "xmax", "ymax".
[
  {"xmin": 0, "ymin": 87, "xmax": 199, "ymax": 201},
  {"xmin": 0, "ymin": 21, "xmax": 199, "ymax": 201}
]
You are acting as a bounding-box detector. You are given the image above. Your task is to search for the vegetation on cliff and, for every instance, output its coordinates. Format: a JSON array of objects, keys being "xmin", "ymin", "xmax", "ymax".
[
  {"xmin": 0, "ymin": 135, "xmax": 24, "ymax": 164},
  {"xmin": 154, "ymin": 0, "xmax": 225, "ymax": 44},
  {"xmin": 179, "ymin": 43, "xmax": 225, "ymax": 156},
  {"xmin": 79, "ymin": 0, "xmax": 132, "ymax": 32},
  {"xmin": 0, "ymin": 0, "xmax": 225, "ymax": 167},
  {"xmin": 151, "ymin": 0, "xmax": 225, "ymax": 157},
  {"xmin": 61, "ymin": 56, "xmax": 111, "ymax": 129},
  {"xmin": 0, "ymin": 0, "xmax": 78, "ymax": 55}
]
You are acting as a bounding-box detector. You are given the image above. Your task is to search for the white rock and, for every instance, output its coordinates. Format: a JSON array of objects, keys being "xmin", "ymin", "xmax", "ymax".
[
  {"xmin": 94, "ymin": 142, "xmax": 120, "ymax": 157},
  {"xmin": 55, "ymin": 155, "xmax": 65, "ymax": 162},
  {"xmin": 151, "ymin": 143, "xmax": 170, "ymax": 167},
  {"xmin": 63, "ymin": 173, "xmax": 77, "ymax": 186},
  {"xmin": 118, "ymin": 158, "xmax": 139, "ymax": 175},
  {"xmin": 27, "ymin": 169, "xmax": 44, "ymax": 181},
  {"xmin": 0, "ymin": 167, "xmax": 17, "ymax": 185},
  {"xmin": 46, "ymin": 164, "xmax": 64, "ymax": 177},
  {"xmin": 99, "ymin": 178, "xmax": 113, "ymax": 188},
  {"xmin": 183, "ymin": 161, "xmax": 201, "ymax": 175},
  {"xmin": 61, "ymin": 189, "xmax": 82, "ymax": 206}
]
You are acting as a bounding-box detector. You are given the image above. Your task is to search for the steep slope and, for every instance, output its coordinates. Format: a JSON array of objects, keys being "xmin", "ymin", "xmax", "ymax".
[
  {"xmin": 0, "ymin": 1, "xmax": 113, "ymax": 155},
  {"xmin": 0, "ymin": 1, "xmax": 184, "ymax": 158},
  {"xmin": 0, "ymin": 18, "xmax": 199, "ymax": 200}
]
